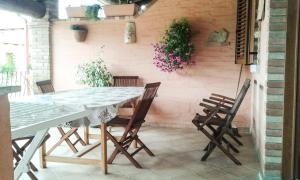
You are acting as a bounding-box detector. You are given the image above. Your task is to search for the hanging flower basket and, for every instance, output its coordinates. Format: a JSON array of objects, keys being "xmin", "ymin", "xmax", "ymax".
[{"xmin": 153, "ymin": 18, "xmax": 195, "ymax": 72}]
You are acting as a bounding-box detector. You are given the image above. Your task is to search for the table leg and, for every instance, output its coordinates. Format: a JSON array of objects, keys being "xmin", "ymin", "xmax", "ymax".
[
  {"xmin": 39, "ymin": 142, "xmax": 46, "ymax": 168},
  {"xmin": 0, "ymin": 95, "xmax": 13, "ymax": 180},
  {"xmin": 14, "ymin": 129, "xmax": 49, "ymax": 180},
  {"xmin": 100, "ymin": 122, "xmax": 107, "ymax": 174}
]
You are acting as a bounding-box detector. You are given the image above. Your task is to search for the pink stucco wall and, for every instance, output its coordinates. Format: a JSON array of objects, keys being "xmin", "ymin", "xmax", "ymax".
[{"xmin": 51, "ymin": 0, "xmax": 251, "ymax": 128}]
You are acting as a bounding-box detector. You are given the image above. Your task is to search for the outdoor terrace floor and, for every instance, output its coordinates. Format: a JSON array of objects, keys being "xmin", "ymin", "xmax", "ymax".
[{"xmin": 20, "ymin": 127, "xmax": 259, "ymax": 180}]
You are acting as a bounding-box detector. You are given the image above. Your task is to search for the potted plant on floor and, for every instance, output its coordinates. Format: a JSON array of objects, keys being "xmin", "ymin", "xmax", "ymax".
[
  {"xmin": 70, "ymin": 24, "xmax": 88, "ymax": 42},
  {"xmin": 103, "ymin": 0, "xmax": 138, "ymax": 17}
]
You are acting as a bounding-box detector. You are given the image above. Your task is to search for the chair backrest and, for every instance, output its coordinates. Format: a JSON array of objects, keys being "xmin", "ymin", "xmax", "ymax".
[
  {"xmin": 113, "ymin": 76, "xmax": 139, "ymax": 87},
  {"xmin": 127, "ymin": 82, "xmax": 161, "ymax": 128},
  {"xmin": 234, "ymin": 78, "xmax": 251, "ymax": 100},
  {"xmin": 36, "ymin": 80, "xmax": 55, "ymax": 94},
  {"xmin": 229, "ymin": 79, "xmax": 251, "ymax": 115}
]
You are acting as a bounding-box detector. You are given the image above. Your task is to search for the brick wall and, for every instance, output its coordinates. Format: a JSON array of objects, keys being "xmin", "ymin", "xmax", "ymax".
[
  {"xmin": 252, "ymin": 0, "xmax": 287, "ymax": 179},
  {"xmin": 29, "ymin": 0, "xmax": 57, "ymax": 92},
  {"xmin": 51, "ymin": 0, "xmax": 252, "ymax": 129}
]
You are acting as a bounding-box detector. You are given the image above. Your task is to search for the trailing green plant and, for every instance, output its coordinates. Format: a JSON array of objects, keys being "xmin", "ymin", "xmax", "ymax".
[
  {"xmin": 77, "ymin": 58, "xmax": 112, "ymax": 87},
  {"xmin": 110, "ymin": 0, "xmax": 130, "ymax": 4},
  {"xmin": 153, "ymin": 18, "xmax": 194, "ymax": 72},
  {"xmin": 85, "ymin": 4, "xmax": 101, "ymax": 20},
  {"xmin": 0, "ymin": 53, "xmax": 16, "ymax": 74},
  {"xmin": 70, "ymin": 24, "xmax": 87, "ymax": 31}
]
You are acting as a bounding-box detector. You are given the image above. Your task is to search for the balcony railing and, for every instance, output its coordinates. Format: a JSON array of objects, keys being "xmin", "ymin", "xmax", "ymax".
[{"xmin": 0, "ymin": 71, "xmax": 32, "ymax": 97}]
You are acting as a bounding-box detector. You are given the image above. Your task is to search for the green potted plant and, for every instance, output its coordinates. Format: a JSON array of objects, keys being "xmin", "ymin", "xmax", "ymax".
[
  {"xmin": 77, "ymin": 58, "xmax": 112, "ymax": 87},
  {"xmin": 85, "ymin": 4, "xmax": 101, "ymax": 20},
  {"xmin": 103, "ymin": 0, "xmax": 138, "ymax": 17},
  {"xmin": 70, "ymin": 24, "xmax": 88, "ymax": 42}
]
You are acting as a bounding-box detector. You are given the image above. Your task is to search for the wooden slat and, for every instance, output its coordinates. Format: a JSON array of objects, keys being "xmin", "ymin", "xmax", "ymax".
[
  {"xmin": 235, "ymin": 0, "xmax": 253, "ymax": 64},
  {"xmin": 45, "ymin": 156, "xmax": 101, "ymax": 165}
]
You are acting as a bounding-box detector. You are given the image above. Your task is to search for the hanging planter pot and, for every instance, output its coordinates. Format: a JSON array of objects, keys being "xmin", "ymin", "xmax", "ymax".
[
  {"xmin": 70, "ymin": 25, "xmax": 88, "ymax": 42},
  {"xmin": 124, "ymin": 21, "xmax": 136, "ymax": 43}
]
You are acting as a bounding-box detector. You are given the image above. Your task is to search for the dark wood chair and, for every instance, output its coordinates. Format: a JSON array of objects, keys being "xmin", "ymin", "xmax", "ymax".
[
  {"xmin": 36, "ymin": 80, "xmax": 86, "ymax": 154},
  {"xmin": 201, "ymin": 79, "xmax": 251, "ymax": 145},
  {"xmin": 113, "ymin": 76, "xmax": 139, "ymax": 87},
  {"xmin": 192, "ymin": 79, "xmax": 250, "ymax": 165},
  {"xmin": 113, "ymin": 76, "xmax": 139, "ymax": 114},
  {"xmin": 87, "ymin": 76, "xmax": 140, "ymax": 144},
  {"xmin": 105, "ymin": 82, "xmax": 160, "ymax": 168}
]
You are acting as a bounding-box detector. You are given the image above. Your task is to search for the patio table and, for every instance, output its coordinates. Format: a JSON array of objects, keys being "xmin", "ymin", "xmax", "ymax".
[
  {"xmin": 11, "ymin": 87, "xmax": 144, "ymax": 179},
  {"xmin": 11, "ymin": 102, "xmax": 90, "ymax": 180}
]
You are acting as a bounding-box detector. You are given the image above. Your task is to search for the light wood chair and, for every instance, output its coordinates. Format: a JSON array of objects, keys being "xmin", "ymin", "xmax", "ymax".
[{"xmin": 36, "ymin": 80, "xmax": 86, "ymax": 155}]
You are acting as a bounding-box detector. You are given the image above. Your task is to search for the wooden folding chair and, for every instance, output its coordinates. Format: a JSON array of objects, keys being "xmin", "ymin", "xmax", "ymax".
[
  {"xmin": 113, "ymin": 76, "xmax": 139, "ymax": 117},
  {"xmin": 104, "ymin": 82, "xmax": 160, "ymax": 168},
  {"xmin": 36, "ymin": 80, "xmax": 86, "ymax": 154},
  {"xmin": 192, "ymin": 79, "xmax": 250, "ymax": 165},
  {"xmin": 86, "ymin": 76, "xmax": 139, "ymax": 145},
  {"xmin": 201, "ymin": 79, "xmax": 251, "ymax": 146}
]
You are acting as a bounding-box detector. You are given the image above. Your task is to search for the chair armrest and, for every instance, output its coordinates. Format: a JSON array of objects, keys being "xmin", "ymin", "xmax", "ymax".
[
  {"xmin": 209, "ymin": 97, "xmax": 235, "ymax": 105},
  {"xmin": 211, "ymin": 93, "xmax": 235, "ymax": 102},
  {"xmin": 202, "ymin": 99, "xmax": 231, "ymax": 109}
]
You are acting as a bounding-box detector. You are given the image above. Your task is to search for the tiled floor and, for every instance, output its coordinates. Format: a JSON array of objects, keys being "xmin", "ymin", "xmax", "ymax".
[{"xmin": 19, "ymin": 127, "xmax": 259, "ymax": 180}]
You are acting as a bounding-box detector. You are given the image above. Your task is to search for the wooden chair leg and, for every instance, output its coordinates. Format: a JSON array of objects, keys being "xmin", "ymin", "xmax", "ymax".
[
  {"xmin": 47, "ymin": 128, "xmax": 78, "ymax": 155},
  {"xmin": 201, "ymin": 143, "xmax": 217, "ymax": 161},
  {"xmin": 73, "ymin": 130, "xmax": 86, "ymax": 146},
  {"xmin": 107, "ymin": 148, "xmax": 120, "ymax": 164},
  {"xmin": 206, "ymin": 125, "xmax": 239, "ymax": 153},
  {"xmin": 84, "ymin": 127, "xmax": 89, "ymax": 145},
  {"xmin": 135, "ymin": 137, "xmax": 154, "ymax": 156},
  {"xmin": 228, "ymin": 132, "xmax": 243, "ymax": 146},
  {"xmin": 106, "ymin": 131, "xmax": 142, "ymax": 168},
  {"xmin": 200, "ymin": 127, "xmax": 242, "ymax": 165},
  {"xmin": 27, "ymin": 171, "xmax": 38, "ymax": 180}
]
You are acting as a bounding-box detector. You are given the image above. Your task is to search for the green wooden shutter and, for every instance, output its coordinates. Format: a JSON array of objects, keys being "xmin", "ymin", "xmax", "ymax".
[{"xmin": 235, "ymin": 0, "xmax": 255, "ymax": 65}]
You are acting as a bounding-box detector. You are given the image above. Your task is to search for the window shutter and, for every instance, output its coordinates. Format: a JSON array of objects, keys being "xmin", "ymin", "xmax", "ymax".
[{"xmin": 235, "ymin": 0, "xmax": 255, "ymax": 65}]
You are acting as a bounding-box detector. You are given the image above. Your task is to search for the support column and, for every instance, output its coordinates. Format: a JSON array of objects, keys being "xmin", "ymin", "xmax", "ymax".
[{"xmin": 29, "ymin": 0, "xmax": 57, "ymax": 93}]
